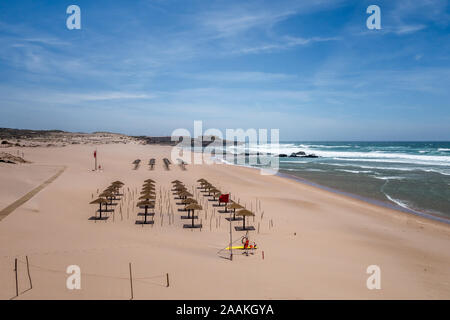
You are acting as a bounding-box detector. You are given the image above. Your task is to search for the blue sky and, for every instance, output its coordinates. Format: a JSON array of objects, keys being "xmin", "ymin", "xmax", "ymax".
[{"xmin": 0, "ymin": 0, "xmax": 449, "ymax": 140}]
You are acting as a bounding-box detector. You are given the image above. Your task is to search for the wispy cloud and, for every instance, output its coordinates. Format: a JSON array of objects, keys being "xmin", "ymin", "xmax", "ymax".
[
  {"xmin": 233, "ymin": 36, "xmax": 340, "ymax": 54},
  {"xmin": 183, "ymin": 71, "xmax": 296, "ymax": 82},
  {"xmin": 0, "ymin": 0, "xmax": 449, "ymax": 139}
]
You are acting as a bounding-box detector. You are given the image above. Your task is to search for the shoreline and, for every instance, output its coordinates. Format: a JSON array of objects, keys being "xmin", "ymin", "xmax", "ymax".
[
  {"xmin": 276, "ymin": 171, "xmax": 450, "ymax": 226},
  {"xmin": 209, "ymin": 154, "xmax": 450, "ymax": 226},
  {"xmin": 210, "ymin": 157, "xmax": 450, "ymax": 228}
]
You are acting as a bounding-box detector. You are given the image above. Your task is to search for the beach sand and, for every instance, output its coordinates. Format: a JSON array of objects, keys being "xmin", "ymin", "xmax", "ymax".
[{"xmin": 0, "ymin": 143, "xmax": 449, "ymax": 299}]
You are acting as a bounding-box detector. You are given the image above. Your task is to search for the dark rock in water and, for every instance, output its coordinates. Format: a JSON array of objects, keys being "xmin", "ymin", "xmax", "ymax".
[
  {"xmin": 289, "ymin": 151, "xmax": 307, "ymax": 157},
  {"xmin": 301, "ymin": 154, "xmax": 319, "ymax": 158},
  {"xmin": 277, "ymin": 154, "xmax": 288, "ymax": 157}
]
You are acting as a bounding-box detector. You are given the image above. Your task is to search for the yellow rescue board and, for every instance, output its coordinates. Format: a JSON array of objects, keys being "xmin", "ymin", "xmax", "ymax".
[{"xmin": 225, "ymin": 245, "xmax": 258, "ymax": 250}]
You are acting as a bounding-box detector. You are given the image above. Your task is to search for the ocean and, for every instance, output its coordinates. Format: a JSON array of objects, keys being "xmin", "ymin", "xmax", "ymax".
[{"xmin": 217, "ymin": 141, "xmax": 450, "ymax": 222}]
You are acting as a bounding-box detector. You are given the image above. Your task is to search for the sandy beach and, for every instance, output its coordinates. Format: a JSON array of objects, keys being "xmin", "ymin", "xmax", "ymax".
[{"xmin": 0, "ymin": 142, "xmax": 449, "ymax": 300}]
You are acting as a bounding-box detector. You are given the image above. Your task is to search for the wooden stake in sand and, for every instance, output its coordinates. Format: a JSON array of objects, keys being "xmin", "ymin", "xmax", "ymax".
[
  {"xmin": 129, "ymin": 263, "xmax": 134, "ymax": 300},
  {"xmin": 26, "ymin": 256, "xmax": 32, "ymax": 290},
  {"xmin": 14, "ymin": 258, "xmax": 18, "ymax": 297},
  {"xmin": 166, "ymin": 273, "xmax": 170, "ymax": 287}
]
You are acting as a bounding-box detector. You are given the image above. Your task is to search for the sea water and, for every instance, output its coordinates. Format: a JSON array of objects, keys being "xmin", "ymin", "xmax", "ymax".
[{"xmin": 222, "ymin": 141, "xmax": 450, "ymax": 222}]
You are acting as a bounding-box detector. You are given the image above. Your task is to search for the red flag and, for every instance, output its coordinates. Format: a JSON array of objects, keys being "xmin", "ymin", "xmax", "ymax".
[
  {"xmin": 219, "ymin": 194, "xmax": 229, "ymax": 203},
  {"xmin": 94, "ymin": 150, "xmax": 97, "ymax": 158}
]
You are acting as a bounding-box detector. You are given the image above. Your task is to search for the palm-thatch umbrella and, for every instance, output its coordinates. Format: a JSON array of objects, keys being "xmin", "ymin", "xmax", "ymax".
[
  {"xmin": 137, "ymin": 200, "xmax": 155, "ymax": 224},
  {"xmin": 144, "ymin": 179, "xmax": 155, "ymax": 183},
  {"xmin": 172, "ymin": 186, "xmax": 187, "ymax": 194},
  {"xmin": 105, "ymin": 186, "xmax": 120, "ymax": 197},
  {"xmin": 141, "ymin": 186, "xmax": 155, "ymax": 192},
  {"xmin": 181, "ymin": 198, "xmax": 198, "ymax": 215},
  {"xmin": 209, "ymin": 187, "xmax": 220, "ymax": 197},
  {"xmin": 99, "ymin": 191, "xmax": 114, "ymax": 206},
  {"xmin": 140, "ymin": 189, "xmax": 155, "ymax": 195},
  {"xmin": 111, "ymin": 181, "xmax": 124, "ymax": 191},
  {"xmin": 90, "ymin": 197, "xmax": 108, "ymax": 219},
  {"xmin": 172, "ymin": 180, "xmax": 182, "ymax": 184},
  {"xmin": 139, "ymin": 193, "xmax": 156, "ymax": 200},
  {"xmin": 104, "ymin": 187, "xmax": 117, "ymax": 199},
  {"xmin": 201, "ymin": 182, "xmax": 211, "ymax": 190},
  {"xmin": 184, "ymin": 203, "xmax": 203, "ymax": 228},
  {"xmin": 226, "ymin": 202, "xmax": 244, "ymax": 219},
  {"xmin": 235, "ymin": 209, "xmax": 255, "ymax": 230},
  {"xmin": 211, "ymin": 190, "xmax": 221, "ymax": 201},
  {"xmin": 182, "ymin": 198, "xmax": 198, "ymax": 205},
  {"xmin": 177, "ymin": 190, "xmax": 192, "ymax": 199}
]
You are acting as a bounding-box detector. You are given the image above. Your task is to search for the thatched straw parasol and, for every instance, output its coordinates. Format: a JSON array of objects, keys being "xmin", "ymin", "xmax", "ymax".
[
  {"xmin": 235, "ymin": 209, "xmax": 255, "ymax": 230},
  {"xmin": 90, "ymin": 197, "xmax": 108, "ymax": 219},
  {"xmin": 211, "ymin": 190, "xmax": 221, "ymax": 201},
  {"xmin": 177, "ymin": 190, "xmax": 192, "ymax": 199},
  {"xmin": 137, "ymin": 200, "xmax": 155, "ymax": 224},
  {"xmin": 201, "ymin": 181, "xmax": 211, "ymax": 189},
  {"xmin": 140, "ymin": 189, "xmax": 155, "ymax": 195},
  {"xmin": 226, "ymin": 202, "xmax": 244, "ymax": 219},
  {"xmin": 99, "ymin": 191, "xmax": 115, "ymax": 206},
  {"xmin": 139, "ymin": 193, "xmax": 156, "ymax": 200},
  {"xmin": 208, "ymin": 187, "xmax": 220, "ymax": 196},
  {"xmin": 182, "ymin": 198, "xmax": 198, "ymax": 205},
  {"xmin": 184, "ymin": 203, "xmax": 203, "ymax": 228}
]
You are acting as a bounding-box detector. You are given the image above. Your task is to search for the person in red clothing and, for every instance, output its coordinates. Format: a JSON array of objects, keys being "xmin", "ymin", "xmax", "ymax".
[{"xmin": 243, "ymin": 237, "xmax": 250, "ymax": 249}]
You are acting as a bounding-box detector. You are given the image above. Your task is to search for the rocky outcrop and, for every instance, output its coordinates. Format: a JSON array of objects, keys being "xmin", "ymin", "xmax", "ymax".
[
  {"xmin": 279, "ymin": 151, "xmax": 319, "ymax": 158},
  {"xmin": 0, "ymin": 152, "xmax": 29, "ymax": 164}
]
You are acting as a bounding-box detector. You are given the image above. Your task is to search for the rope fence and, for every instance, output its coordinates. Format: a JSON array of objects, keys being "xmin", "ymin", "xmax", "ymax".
[{"xmin": 8, "ymin": 257, "xmax": 170, "ymax": 300}]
